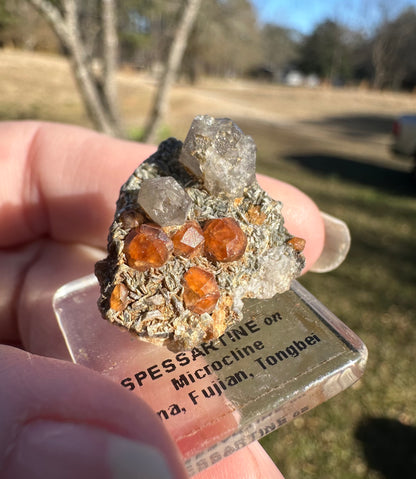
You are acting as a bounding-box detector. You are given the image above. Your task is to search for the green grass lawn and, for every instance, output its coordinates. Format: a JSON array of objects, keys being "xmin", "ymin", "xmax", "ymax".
[{"xmin": 255, "ymin": 132, "xmax": 416, "ymax": 479}]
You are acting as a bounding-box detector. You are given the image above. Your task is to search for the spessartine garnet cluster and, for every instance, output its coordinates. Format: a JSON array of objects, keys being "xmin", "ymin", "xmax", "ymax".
[
  {"xmin": 96, "ymin": 115, "xmax": 305, "ymax": 351},
  {"xmin": 118, "ymin": 217, "xmax": 247, "ymax": 314}
]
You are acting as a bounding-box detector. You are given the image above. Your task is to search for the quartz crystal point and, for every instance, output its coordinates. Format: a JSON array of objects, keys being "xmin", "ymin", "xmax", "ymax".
[
  {"xmin": 179, "ymin": 115, "xmax": 256, "ymax": 198},
  {"xmin": 95, "ymin": 117, "xmax": 305, "ymax": 351},
  {"xmin": 137, "ymin": 176, "xmax": 191, "ymax": 226}
]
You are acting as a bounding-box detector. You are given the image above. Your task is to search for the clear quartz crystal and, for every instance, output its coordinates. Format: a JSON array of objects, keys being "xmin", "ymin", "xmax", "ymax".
[
  {"xmin": 245, "ymin": 246, "xmax": 298, "ymax": 298},
  {"xmin": 137, "ymin": 176, "xmax": 192, "ymax": 226},
  {"xmin": 179, "ymin": 115, "xmax": 257, "ymax": 198}
]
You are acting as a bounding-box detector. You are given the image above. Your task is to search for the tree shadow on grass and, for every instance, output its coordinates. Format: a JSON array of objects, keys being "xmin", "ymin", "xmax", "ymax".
[
  {"xmin": 286, "ymin": 153, "xmax": 415, "ymax": 196},
  {"xmin": 355, "ymin": 417, "xmax": 416, "ymax": 479},
  {"xmin": 303, "ymin": 114, "xmax": 396, "ymax": 139}
]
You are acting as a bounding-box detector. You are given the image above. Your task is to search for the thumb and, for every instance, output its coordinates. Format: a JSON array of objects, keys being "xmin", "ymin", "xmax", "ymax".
[{"xmin": 0, "ymin": 346, "xmax": 187, "ymax": 479}]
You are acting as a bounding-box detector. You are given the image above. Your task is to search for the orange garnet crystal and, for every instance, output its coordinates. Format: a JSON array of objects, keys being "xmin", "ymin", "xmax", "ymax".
[
  {"xmin": 183, "ymin": 267, "xmax": 220, "ymax": 314},
  {"xmin": 287, "ymin": 236, "xmax": 306, "ymax": 252},
  {"xmin": 203, "ymin": 217, "xmax": 247, "ymax": 262},
  {"xmin": 123, "ymin": 224, "xmax": 173, "ymax": 271},
  {"xmin": 172, "ymin": 221, "xmax": 205, "ymax": 258},
  {"xmin": 110, "ymin": 283, "xmax": 128, "ymax": 311}
]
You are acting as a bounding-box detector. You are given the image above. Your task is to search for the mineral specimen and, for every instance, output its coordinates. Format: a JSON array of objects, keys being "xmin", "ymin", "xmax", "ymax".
[{"xmin": 95, "ymin": 115, "xmax": 305, "ymax": 351}]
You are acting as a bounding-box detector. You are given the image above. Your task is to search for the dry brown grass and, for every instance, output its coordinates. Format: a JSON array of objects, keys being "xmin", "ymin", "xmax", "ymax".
[{"xmin": 1, "ymin": 48, "xmax": 415, "ymax": 151}]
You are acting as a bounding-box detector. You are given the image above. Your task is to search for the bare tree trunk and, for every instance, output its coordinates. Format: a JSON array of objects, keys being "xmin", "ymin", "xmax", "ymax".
[
  {"xmin": 370, "ymin": 1, "xmax": 397, "ymax": 90},
  {"xmin": 26, "ymin": 0, "xmax": 123, "ymax": 137},
  {"xmin": 65, "ymin": 0, "xmax": 122, "ymax": 136},
  {"xmin": 372, "ymin": 39, "xmax": 386, "ymax": 89},
  {"xmin": 142, "ymin": 0, "xmax": 202, "ymax": 143},
  {"xmin": 102, "ymin": 0, "xmax": 121, "ymax": 127}
]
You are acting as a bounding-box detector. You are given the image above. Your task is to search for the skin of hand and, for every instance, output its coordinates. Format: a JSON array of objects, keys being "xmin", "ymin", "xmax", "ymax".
[{"xmin": 0, "ymin": 121, "xmax": 325, "ymax": 479}]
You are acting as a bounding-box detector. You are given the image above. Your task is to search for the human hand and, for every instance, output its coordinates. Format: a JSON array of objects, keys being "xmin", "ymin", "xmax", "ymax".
[{"xmin": 0, "ymin": 121, "xmax": 325, "ymax": 478}]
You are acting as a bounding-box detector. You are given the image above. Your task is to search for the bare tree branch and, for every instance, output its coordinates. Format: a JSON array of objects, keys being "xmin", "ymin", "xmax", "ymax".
[
  {"xmin": 62, "ymin": 0, "xmax": 116, "ymax": 134},
  {"xmin": 26, "ymin": 0, "xmax": 123, "ymax": 137},
  {"xmin": 102, "ymin": 0, "xmax": 121, "ymax": 127},
  {"xmin": 142, "ymin": 0, "xmax": 202, "ymax": 143},
  {"xmin": 63, "ymin": 0, "xmax": 77, "ymax": 40},
  {"xmin": 26, "ymin": 0, "xmax": 201, "ymax": 139}
]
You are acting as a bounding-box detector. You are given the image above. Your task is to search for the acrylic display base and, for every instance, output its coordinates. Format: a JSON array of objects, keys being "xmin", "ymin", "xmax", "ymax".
[{"xmin": 54, "ymin": 274, "xmax": 367, "ymax": 476}]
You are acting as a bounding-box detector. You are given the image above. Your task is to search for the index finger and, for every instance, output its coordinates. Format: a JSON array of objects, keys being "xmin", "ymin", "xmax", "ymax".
[{"xmin": 0, "ymin": 121, "xmax": 156, "ymax": 248}]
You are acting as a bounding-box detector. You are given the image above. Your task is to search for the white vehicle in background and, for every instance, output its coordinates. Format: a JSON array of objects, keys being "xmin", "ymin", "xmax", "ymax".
[{"xmin": 391, "ymin": 115, "xmax": 416, "ymax": 180}]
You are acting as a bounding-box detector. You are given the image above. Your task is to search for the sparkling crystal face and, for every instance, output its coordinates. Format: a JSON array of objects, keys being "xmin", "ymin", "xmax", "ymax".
[
  {"xmin": 179, "ymin": 115, "xmax": 256, "ymax": 198},
  {"xmin": 172, "ymin": 221, "xmax": 205, "ymax": 258},
  {"xmin": 137, "ymin": 176, "xmax": 192, "ymax": 226},
  {"xmin": 182, "ymin": 266, "xmax": 220, "ymax": 314},
  {"xmin": 123, "ymin": 224, "xmax": 173, "ymax": 271},
  {"xmin": 203, "ymin": 217, "xmax": 247, "ymax": 262},
  {"xmin": 242, "ymin": 246, "xmax": 298, "ymax": 299}
]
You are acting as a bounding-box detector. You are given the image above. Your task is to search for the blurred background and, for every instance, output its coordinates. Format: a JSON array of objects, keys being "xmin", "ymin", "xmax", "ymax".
[{"xmin": 1, "ymin": 0, "xmax": 415, "ymax": 477}]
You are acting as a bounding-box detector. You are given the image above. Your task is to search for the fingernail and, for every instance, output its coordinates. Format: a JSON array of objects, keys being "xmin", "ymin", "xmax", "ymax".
[
  {"xmin": 109, "ymin": 434, "xmax": 173, "ymax": 479},
  {"xmin": 310, "ymin": 212, "xmax": 351, "ymax": 273},
  {"xmin": 9, "ymin": 421, "xmax": 173, "ymax": 479}
]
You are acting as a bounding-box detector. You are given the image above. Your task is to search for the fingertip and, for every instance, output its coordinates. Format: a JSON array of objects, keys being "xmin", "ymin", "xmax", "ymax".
[
  {"xmin": 256, "ymin": 174, "xmax": 325, "ymax": 272},
  {"xmin": 7, "ymin": 421, "xmax": 176, "ymax": 479},
  {"xmin": 0, "ymin": 346, "xmax": 187, "ymax": 479},
  {"xmin": 0, "ymin": 121, "xmax": 157, "ymax": 248}
]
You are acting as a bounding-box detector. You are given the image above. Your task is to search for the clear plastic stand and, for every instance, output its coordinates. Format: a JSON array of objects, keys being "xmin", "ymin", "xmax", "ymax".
[{"xmin": 54, "ymin": 274, "xmax": 367, "ymax": 476}]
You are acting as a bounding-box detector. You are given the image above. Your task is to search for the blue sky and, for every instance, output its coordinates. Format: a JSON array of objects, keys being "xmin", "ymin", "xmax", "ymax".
[{"xmin": 251, "ymin": 0, "xmax": 416, "ymax": 34}]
